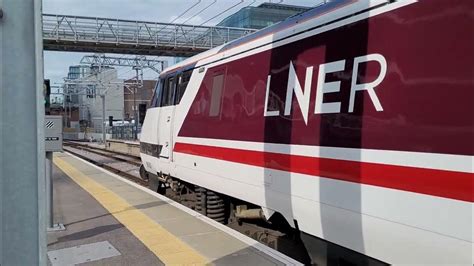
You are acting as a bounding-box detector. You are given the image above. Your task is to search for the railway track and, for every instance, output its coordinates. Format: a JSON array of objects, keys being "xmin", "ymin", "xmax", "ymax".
[
  {"xmin": 63, "ymin": 142, "xmax": 146, "ymax": 186},
  {"xmin": 64, "ymin": 141, "xmax": 141, "ymax": 165}
]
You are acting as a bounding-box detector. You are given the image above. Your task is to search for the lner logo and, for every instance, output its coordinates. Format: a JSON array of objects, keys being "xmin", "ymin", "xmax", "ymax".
[{"xmin": 264, "ymin": 53, "xmax": 387, "ymax": 124}]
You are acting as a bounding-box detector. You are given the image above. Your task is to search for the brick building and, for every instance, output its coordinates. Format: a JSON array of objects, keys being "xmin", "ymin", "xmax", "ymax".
[{"xmin": 123, "ymin": 79, "xmax": 157, "ymax": 121}]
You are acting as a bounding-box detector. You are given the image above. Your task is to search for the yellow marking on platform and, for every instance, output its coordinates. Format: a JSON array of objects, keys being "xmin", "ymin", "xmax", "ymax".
[{"xmin": 54, "ymin": 156, "xmax": 209, "ymax": 265}]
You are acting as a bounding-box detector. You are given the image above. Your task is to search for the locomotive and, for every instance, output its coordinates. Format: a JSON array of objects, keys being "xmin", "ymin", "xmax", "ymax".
[{"xmin": 140, "ymin": 0, "xmax": 473, "ymax": 264}]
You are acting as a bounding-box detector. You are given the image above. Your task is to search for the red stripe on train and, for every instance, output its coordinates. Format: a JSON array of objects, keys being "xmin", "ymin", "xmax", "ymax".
[{"xmin": 174, "ymin": 142, "xmax": 473, "ymax": 203}]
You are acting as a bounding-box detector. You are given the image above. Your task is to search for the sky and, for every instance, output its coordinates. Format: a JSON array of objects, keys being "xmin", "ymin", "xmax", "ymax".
[{"xmin": 43, "ymin": 0, "xmax": 323, "ymax": 91}]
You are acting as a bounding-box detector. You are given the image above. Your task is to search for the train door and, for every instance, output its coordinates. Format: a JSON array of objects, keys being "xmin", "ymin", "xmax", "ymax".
[{"xmin": 157, "ymin": 73, "xmax": 177, "ymax": 174}]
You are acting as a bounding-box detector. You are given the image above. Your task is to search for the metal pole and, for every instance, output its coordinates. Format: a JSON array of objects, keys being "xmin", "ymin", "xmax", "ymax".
[
  {"xmin": 101, "ymin": 94, "xmax": 106, "ymax": 144},
  {"xmin": 0, "ymin": 0, "xmax": 47, "ymax": 264},
  {"xmin": 134, "ymin": 68, "xmax": 139, "ymax": 140},
  {"xmin": 67, "ymin": 96, "xmax": 70, "ymax": 127},
  {"xmin": 64, "ymin": 86, "xmax": 68, "ymax": 127},
  {"xmin": 45, "ymin": 152, "xmax": 53, "ymax": 228}
]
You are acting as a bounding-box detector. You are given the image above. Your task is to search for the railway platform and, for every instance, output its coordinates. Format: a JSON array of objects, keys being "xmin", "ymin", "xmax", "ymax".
[{"xmin": 48, "ymin": 152, "xmax": 301, "ymax": 265}]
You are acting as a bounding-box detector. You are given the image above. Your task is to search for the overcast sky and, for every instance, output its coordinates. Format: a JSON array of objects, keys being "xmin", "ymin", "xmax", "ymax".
[{"xmin": 43, "ymin": 0, "xmax": 322, "ymax": 90}]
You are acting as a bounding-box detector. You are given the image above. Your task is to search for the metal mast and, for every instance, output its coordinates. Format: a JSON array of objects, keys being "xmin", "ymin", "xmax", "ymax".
[{"xmin": 80, "ymin": 54, "xmax": 167, "ymax": 74}]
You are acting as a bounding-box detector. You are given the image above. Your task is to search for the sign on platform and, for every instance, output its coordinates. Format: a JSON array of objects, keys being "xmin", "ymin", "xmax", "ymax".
[{"xmin": 45, "ymin": 115, "xmax": 63, "ymax": 152}]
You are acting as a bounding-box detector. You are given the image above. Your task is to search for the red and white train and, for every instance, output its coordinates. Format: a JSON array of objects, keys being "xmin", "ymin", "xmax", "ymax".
[{"xmin": 140, "ymin": 0, "xmax": 473, "ymax": 264}]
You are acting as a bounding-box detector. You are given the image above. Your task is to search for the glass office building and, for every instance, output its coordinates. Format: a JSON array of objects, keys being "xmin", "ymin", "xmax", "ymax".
[
  {"xmin": 67, "ymin": 65, "xmax": 91, "ymax": 80},
  {"xmin": 217, "ymin": 3, "xmax": 310, "ymax": 29}
]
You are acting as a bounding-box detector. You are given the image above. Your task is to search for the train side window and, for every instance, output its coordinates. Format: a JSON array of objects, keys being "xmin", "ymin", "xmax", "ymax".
[
  {"xmin": 151, "ymin": 85, "xmax": 157, "ymax": 107},
  {"xmin": 161, "ymin": 75, "xmax": 176, "ymax": 107},
  {"xmin": 209, "ymin": 73, "xmax": 225, "ymax": 117},
  {"xmin": 151, "ymin": 79, "xmax": 163, "ymax": 107},
  {"xmin": 176, "ymin": 71, "xmax": 191, "ymax": 104},
  {"xmin": 160, "ymin": 78, "xmax": 169, "ymax": 107},
  {"xmin": 167, "ymin": 76, "xmax": 176, "ymax": 105}
]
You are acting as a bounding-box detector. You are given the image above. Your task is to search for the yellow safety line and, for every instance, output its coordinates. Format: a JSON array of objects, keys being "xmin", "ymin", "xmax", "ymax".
[{"xmin": 54, "ymin": 156, "xmax": 209, "ymax": 265}]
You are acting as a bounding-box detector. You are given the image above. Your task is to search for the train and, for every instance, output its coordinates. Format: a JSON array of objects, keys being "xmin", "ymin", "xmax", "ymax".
[{"xmin": 140, "ymin": 0, "xmax": 473, "ymax": 264}]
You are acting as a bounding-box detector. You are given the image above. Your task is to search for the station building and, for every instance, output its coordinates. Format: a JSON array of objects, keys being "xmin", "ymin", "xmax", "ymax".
[
  {"xmin": 123, "ymin": 79, "xmax": 157, "ymax": 121},
  {"xmin": 64, "ymin": 65, "xmax": 124, "ymax": 133},
  {"xmin": 174, "ymin": 3, "xmax": 310, "ymax": 64},
  {"xmin": 217, "ymin": 3, "xmax": 310, "ymax": 29}
]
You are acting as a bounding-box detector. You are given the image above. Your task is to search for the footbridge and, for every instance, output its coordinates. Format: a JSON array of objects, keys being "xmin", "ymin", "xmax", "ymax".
[{"xmin": 43, "ymin": 14, "xmax": 257, "ymax": 57}]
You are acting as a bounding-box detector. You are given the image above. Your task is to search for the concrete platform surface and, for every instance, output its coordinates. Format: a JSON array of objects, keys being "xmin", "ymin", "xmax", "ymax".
[
  {"xmin": 49, "ymin": 152, "xmax": 302, "ymax": 265},
  {"xmin": 48, "ymin": 159, "xmax": 163, "ymax": 266}
]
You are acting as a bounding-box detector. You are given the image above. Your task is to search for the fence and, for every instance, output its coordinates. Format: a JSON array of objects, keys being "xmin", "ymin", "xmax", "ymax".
[{"xmin": 108, "ymin": 125, "xmax": 140, "ymax": 140}]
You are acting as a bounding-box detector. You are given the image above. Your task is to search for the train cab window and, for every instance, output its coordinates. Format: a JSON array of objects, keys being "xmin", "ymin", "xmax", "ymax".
[
  {"xmin": 166, "ymin": 77, "xmax": 176, "ymax": 104},
  {"xmin": 151, "ymin": 79, "xmax": 163, "ymax": 107},
  {"xmin": 209, "ymin": 73, "xmax": 225, "ymax": 117},
  {"xmin": 176, "ymin": 71, "xmax": 192, "ymax": 104},
  {"xmin": 161, "ymin": 75, "xmax": 176, "ymax": 107}
]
